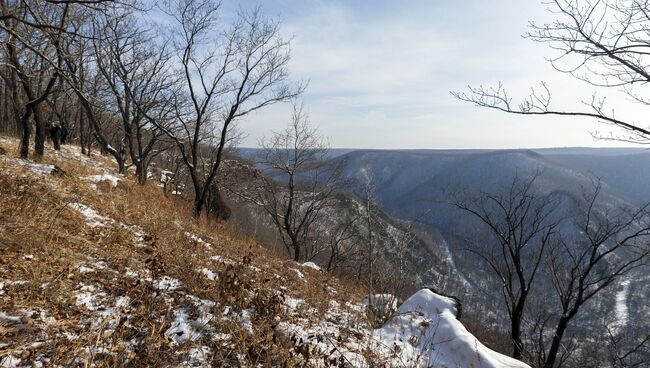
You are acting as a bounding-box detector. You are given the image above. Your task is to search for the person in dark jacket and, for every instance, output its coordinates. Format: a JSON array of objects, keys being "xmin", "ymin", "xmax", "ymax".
[{"xmin": 47, "ymin": 122, "xmax": 63, "ymax": 151}]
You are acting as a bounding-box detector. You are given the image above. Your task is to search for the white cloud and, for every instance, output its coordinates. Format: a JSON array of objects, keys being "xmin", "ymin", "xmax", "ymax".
[{"xmin": 237, "ymin": 0, "xmax": 646, "ymax": 149}]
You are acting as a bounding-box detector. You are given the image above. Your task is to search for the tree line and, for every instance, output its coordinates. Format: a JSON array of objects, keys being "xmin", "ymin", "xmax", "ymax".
[
  {"xmin": 0, "ymin": 0, "xmax": 409, "ymax": 326},
  {"xmin": 0, "ymin": 0, "xmax": 301, "ymax": 218}
]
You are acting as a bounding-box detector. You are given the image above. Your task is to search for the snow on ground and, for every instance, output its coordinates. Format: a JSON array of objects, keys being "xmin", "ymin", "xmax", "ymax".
[
  {"xmin": 275, "ymin": 297, "xmax": 370, "ymax": 366},
  {"xmin": 292, "ymin": 268, "xmax": 305, "ymax": 280},
  {"xmin": 67, "ymin": 202, "xmax": 150, "ymax": 248},
  {"xmin": 2, "ymin": 262, "xmax": 530, "ymax": 368},
  {"xmin": 362, "ymin": 294, "xmax": 399, "ymax": 318},
  {"xmin": 185, "ymin": 232, "xmax": 213, "ymax": 249},
  {"xmin": 184, "ymin": 346, "xmax": 212, "ymax": 367},
  {"xmin": 272, "ymin": 289, "xmax": 532, "ymax": 367},
  {"xmin": 4, "ymin": 158, "xmax": 57, "ymax": 176},
  {"xmin": 77, "ymin": 266, "xmax": 95, "ymax": 273},
  {"xmin": 81, "ymin": 173, "xmax": 123, "ymax": 191},
  {"xmin": 283, "ymin": 296, "xmax": 304, "ymax": 314},
  {"xmin": 154, "ymin": 276, "xmax": 182, "ymax": 291},
  {"xmin": 302, "ymin": 261, "xmax": 322, "ymax": 271},
  {"xmin": 166, "ymin": 311, "xmax": 205, "ymax": 344},
  {"xmin": 160, "ymin": 170, "xmax": 174, "ymax": 183},
  {"xmin": 200, "ymin": 268, "xmax": 218, "ymax": 281},
  {"xmin": 68, "ymin": 202, "xmax": 115, "ymax": 228},
  {"xmin": 209, "ymin": 255, "xmax": 235, "ymax": 265},
  {"xmin": 613, "ymin": 278, "xmax": 632, "ymax": 333}
]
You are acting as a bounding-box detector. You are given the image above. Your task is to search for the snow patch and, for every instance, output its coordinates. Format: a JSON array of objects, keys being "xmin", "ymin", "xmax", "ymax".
[
  {"xmin": 209, "ymin": 255, "xmax": 235, "ymax": 265},
  {"xmin": 166, "ymin": 311, "xmax": 203, "ymax": 344},
  {"xmin": 613, "ymin": 278, "xmax": 632, "ymax": 333},
  {"xmin": 165, "ymin": 297, "xmax": 215, "ymax": 344},
  {"xmin": 77, "ymin": 266, "xmax": 95, "ymax": 273},
  {"xmin": 6, "ymin": 158, "xmax": 57, "ymax": 175},
  {"xmin": 302, "ymin": 261, "xmax": 321, "ymax": 271},
  {"xmin": 284, "ymin": 296, "xmax": 304, "ymax": 313},
  {"xmin": 292, "ymin": 268, "xmax": 305, "ymax": 280},
  {"xmin": 154, "ymin": 276, "xmax": 182, "ymax": 291},
  {"xmin": 185, "ymin": 232, "xmax": 213, "ymax": 249},
  {"xmin": 68, "ymin": 203, "xmax": 114, "ymax": 228},
  {"xmin": 81, "ymin": 174, "xmax": 122, "ymax": 191},
  {"xmin": 200, "ymin": 268, "xmax": 218, "ymax": 281}
]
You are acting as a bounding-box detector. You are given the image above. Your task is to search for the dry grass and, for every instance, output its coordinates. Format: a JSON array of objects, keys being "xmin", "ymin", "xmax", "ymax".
[{"xmin": 0, "ymin": 137, "xmax": 371, "ymax": 367}]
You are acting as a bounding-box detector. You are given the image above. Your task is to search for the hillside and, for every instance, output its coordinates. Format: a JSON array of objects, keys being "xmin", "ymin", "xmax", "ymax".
[
  {"xmin": 324, "ymin": 148, "xmax": 650, "ymax": 363},
  {"xmin": 219, "ymin": 158, "xmax": 463, "ymax": 293},
  {"xmin": 0, "ymin": 136, "xmax": 530, "ymax": 368}
]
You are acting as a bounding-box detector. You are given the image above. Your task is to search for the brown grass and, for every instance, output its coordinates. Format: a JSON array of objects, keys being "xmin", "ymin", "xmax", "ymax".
[{"xmin": 0, "ymin": 137, "xmax": 369, "ymax": 367}]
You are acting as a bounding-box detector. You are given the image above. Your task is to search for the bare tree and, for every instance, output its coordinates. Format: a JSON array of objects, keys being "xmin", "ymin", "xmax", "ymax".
[
  {"xmin": 1, "ymin": 0, "xmax": 66, "ymax": 158},
  {"xmin": 542, "ymin": 181, "xmax": 650, "ymax": 368},
  {"xmin": 324, "ymin": 213, "xmax": 361, "ymax": 272},
  {"xmin": 230, "ymin": 104, "xmax": 341, "ymax": 261},
  {"xmin": 607, "ymin": 326, "xmax": 650, "ymax": 368},
  {"xmin": 449, "ymin": 173, "xmax": 562, "ymax": 360},
  {"xmin": 92, "ymin": 9, "xmax": 174, "ymax": 183},
  {"xmin": 453, "ymin": 0, "xmax": 650, "ymax": 144},
  {"xmin": 0, "ymin": 0, "xmax": 127, "ymax": 158},
  {"xmin": 153, "ymin": 0, "xmax": 302, "ymax": 216}
]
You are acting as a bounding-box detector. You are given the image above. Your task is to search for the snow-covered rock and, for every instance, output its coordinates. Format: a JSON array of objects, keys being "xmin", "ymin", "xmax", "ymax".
[{"xmin": 375, "ymin": 289, "xmax": 530, "ymax": 368}]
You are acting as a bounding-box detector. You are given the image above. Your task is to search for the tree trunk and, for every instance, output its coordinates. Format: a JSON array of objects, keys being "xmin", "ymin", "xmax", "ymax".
[
  {"xmin": 193, "ymin": 197, "xmax": 204, "ymax": 217},
  {"xmin": 192, "ymin": 182, "xmax": 204, "ymax": 217},
  {"xmin": 326, "ymin": 252, "xmax": 335, "ymax": 272},
  {"xmin": 52, "ymin": 134, "xmax": 61, "ymax": 150},
  {"xmin": 19, "ymin": 110, "xmax": 32, "ymax": 159},
  {"xmin": 33, "ymin": 109, "xmax": 46, "ymax": 157},
  {"xmin": 544, "ymin": 316, "xmax": 570, "ymax": 368},
  {"xmin": 117, "ymin": 157, "xmax": 126, "ymax": 175},
  {"xmin": 293, "ymin": 240, "xmax": 300, "ymax": 261},
  {"xmin": 136, "ymin": 163, "xmax": 146, "ymax": 185},
  {"xmin": 207, "ymin": 185, "xmax": 230, "ymax": 220},
  {"xmin": 78, "ymin": 109, "xmax": 86, "ymax": 155},
  {"xmin": 511, "ymin": 306, "xmax": 524, "ymax": 359},
  {"xmin": 0, "ymin": 79, "xmax": 5, "ymax": 133}
]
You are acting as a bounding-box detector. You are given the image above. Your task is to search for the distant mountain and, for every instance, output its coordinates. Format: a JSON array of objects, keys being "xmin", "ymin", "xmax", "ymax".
[
  {"xmin": 542, "ymin": 151, "xmax": 650, "ymax": 203},
  {"xmin": 329, "ymin": 147, "xmax": 650, "ymax": 349},
  {"xmin": 333, "ymin": 148, "xmax": 639, "ymax": 223}
]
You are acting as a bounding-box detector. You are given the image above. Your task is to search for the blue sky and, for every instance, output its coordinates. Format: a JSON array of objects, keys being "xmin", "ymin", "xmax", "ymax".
[{"xmin": 229, "ymin": 1, "xmax": 647, "ymax": 149}]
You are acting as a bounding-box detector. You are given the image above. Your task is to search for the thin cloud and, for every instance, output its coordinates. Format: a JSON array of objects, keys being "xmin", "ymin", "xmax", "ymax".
[{"xmin": 239, "ymin": 0, "xmax": 645, "ymax": 149}]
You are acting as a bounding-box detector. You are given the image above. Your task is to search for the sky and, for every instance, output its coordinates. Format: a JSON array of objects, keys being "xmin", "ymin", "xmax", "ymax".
[{"xmin": 227, "ymin": 0, "xmax": 649, "ymax": 149}]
